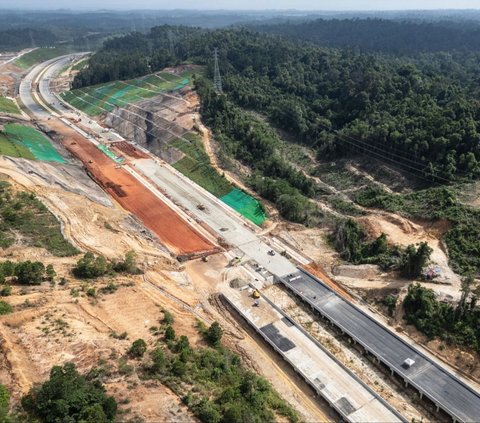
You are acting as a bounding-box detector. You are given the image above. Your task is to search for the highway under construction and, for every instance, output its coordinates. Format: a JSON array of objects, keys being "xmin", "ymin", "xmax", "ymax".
[{"xmin": 19, "ymin": 53, "xmax": 480, "ymax": 423}]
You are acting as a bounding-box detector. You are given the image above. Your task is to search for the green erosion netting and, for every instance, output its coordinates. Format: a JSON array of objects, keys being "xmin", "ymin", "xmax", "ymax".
[
  {"xmin": 221, "ymin": 188, "xmax": 266, "ymax": 226},
  {"xmin": 171, "ymin": 133, "xmax": 267, "ymax": 226},
  {"xmin": 2, "ymin": 124, "xmax": 65, "ymax": 163},
  {"xmin": 97, "ymin": 144, "xmax": 124, "ymax": 163},
  {"xmin": 62, "ymin": 71, "xmax": 194, "ymax": 116}
]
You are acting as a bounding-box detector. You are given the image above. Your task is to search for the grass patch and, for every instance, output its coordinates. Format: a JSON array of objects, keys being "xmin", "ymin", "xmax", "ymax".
[
  {"xmin": 0, "ymin": 132, "xmax": 35, "ymax": 160},
  {"xmin": 14, "ymin": 47, "xmax": 71, "ymax": 69},
  {"xmin": 2, "ymin": 123, "xmax": 65, "ymax": 163},
  {"xmin": 0, "ymin": 181, "xmax": 78, "ymax": 256},
  {"xmin": 171, "ymin": 134, "xmax": 232, "ymax": 198},
  {"xmin": 313, "ymin": 162, "xmax": 368, "ymax": 191},
  {"xmin": 0, "ymin": 300, "xmax": 13, "ymax": 315},
  {"xmin": 327, "ymin": 195, "xmax": 365, "ymax": 216},
  {"xmin": 0, "ymin": 96, "xmax": 20, "ymax": 114}
]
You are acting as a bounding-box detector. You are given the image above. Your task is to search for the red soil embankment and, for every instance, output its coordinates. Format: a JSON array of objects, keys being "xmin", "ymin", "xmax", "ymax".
[
  {"xmin": 112, "ymin": 141, "xmax": 150, "ymax": 160},
  {"xmin": 48, "ymin": 120, "xmax": 217, "ymax": 258},
  {"xmin": 302, "ymin": 262, "xmax": 354, "ymax": 302}
]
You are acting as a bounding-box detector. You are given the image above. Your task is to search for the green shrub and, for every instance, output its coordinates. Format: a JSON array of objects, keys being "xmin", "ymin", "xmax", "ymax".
[
  {"xmin": 0, "ymin": 384, "xmax": 10, "ymax": 421},
  {"xmin": 86, "ymin": 287, "xmax": 96, "ymax": 298},
  {"xmin": 73, "ymin": 252, "xmax": 110, "ymax": 279},
  {"xmin": 0, "ymin": 300, "xmax": 12, "ymax": 315},
  {"xmin": 204, "ymin": 321, "xmax": 223, "ymax": 347},
  {"xmin": 162, "ymin": 309, "xmax": 174, "ymax": 325},
  {"xmin": 21, "ymin": 362, "xmax": 117, "ymax": 422},
  {"xmin": 149, "ymin": 348, "xmax": 165, "ymax": 374},
  {"xmin": 383, "ymin": 295, "xmax": 397, "ymax": 316},
  {"xmin": 112, "ymin": 251, "xmax": 141, "ymax": 275},
  {"xmin": 171, "ymin": 358, "xmax": 186, "ymax": 377},
  {"xmin": 400, "ymin": 242, "xmax": 433, "ymax": 279},
  {"xmin": 0, "ymin": 285, "xmax": 11, "ymax": 296},
  {"xmin": 15, "ymin": 261, "xmax": 46, "ymax": 285},
  {"xmin": 403, "ymin": 283, "xmax": 480, "ymax": 352},
  {"xmin": 128, "ymin": 339, "xmax": 147, "ymax": 358},
  {"xmin": 164, "ymin": 325, "xmax": 176, "ymax": 341},
  {"xmin": 45, "ymin": 264, "xmax": 56, "ymax": 282}
]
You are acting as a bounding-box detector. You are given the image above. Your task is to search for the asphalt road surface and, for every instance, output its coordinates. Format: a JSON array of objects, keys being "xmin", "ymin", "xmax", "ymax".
[{"xmin": 282, "ymin": 269, "xmax": 480, "ymax": 423}]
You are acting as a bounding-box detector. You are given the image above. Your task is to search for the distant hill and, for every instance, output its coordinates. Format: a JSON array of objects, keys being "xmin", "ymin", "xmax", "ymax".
[
  {"xmin": 253, "ymin": 18, "xmax": 480, "ymax": 54},
  {"xmin": 0, "ymin": 28, "xmax": 56, "ymax": 51}
]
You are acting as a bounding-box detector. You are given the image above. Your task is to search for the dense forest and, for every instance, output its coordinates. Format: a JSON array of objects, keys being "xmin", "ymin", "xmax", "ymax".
[
  {"xmin": 72, "ymin": 24, "xmax": 480, "ymax": 275},
  {"xmin": 404, "ymin": 280, "xmax": 480, "ymax": 352},
  {"xmin": 0, "ymin": 28, "xmax": 56, "ymax": 50},
  {"xmin": 253, "ymin": 19, "xmax": 480, "ymax": 54},
  {"xmin": 75, "ymin": 26, "xmax": 480, "ymax": 182}
]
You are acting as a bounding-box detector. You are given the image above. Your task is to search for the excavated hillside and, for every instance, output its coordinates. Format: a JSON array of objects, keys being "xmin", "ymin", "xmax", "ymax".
[{"xmin": 103, "ymin": 88, "xmax": 196, "ymax": 160}]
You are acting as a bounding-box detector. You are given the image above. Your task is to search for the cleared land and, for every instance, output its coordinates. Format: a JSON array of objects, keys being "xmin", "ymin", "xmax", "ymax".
[
  {"xmin": 112, "ymin": 141, "xmax": 149, "ymax": 160},
  {"xmin": 47, "ymin": 119, "xmax": 217, "ymax": 259},
  {"xmin": 0, "ymin": 96, "xmax": 20, "ymax": 114},
  {"xmin": 61, "ymin": 66, "xmax": 267, "ymax": 226}
]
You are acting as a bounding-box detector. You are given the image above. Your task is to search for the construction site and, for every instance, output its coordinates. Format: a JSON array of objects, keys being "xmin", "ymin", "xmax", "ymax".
[{"xmin": 0, "ymin": 47, "xmax": 479, "ymax": 423}]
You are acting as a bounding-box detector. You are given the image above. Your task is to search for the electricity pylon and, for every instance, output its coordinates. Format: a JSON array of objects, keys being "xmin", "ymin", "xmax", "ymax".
[{"xmin": 213, "ymin": 48, "xmax": 223, "ymax": 94}]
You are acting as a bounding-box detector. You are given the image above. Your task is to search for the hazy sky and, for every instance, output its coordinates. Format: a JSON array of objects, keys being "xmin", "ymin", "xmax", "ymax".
[{"xmin": 3, "ymin": 0, "xmax": 480, "ymax": 10}]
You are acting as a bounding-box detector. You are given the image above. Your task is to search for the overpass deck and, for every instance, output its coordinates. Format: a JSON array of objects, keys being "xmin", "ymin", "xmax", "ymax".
[{"xmin": 281, "ymin": 269, "xmax": 480, "ymax": 422}]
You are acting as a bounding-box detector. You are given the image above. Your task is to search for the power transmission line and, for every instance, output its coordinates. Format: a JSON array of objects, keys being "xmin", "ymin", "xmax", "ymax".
[{"xmin": 315, "ymin": 122, "xmax": 454, "ymax": 184}]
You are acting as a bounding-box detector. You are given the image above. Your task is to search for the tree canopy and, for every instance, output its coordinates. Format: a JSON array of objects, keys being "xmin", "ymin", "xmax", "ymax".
[
  {"xmin": 254, "ymin": 18, "xmax": 480, "ymax": 54},
  {"xmin": 75, "ymin": 25, "xmax": 480, "ymax": 182},
  {"xmin": 22, "ymin": 362, "xmax": 117, "ymax": 423}
]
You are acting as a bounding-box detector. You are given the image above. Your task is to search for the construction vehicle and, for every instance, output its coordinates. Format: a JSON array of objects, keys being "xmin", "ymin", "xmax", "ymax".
[
  {"xmin": 229, "ymin": 256, "xmax": 241, "ymax": 267},
  {"xmin": 252, "ymin": 289, "xmax": 260, "ymax": 299}
]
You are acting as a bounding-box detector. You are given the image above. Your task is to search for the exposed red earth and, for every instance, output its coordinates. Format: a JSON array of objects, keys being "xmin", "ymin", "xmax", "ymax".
[
  {"xmin": 111, "ymin": 141, "xmax": 150, "ymax": 160},
  {"xmin": 48, "ymin": 119, "xmax": 218, "ymax": 259}
]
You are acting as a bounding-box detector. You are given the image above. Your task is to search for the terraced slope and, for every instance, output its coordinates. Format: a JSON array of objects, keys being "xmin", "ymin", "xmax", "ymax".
[{"xmin": 61, "ymin": 71, "xmax": 194, "ymax": 116}]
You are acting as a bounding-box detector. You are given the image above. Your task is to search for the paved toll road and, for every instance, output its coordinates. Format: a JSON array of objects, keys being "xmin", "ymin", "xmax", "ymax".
[{"xmin": 282, "ymin": 269, "xmax": 480, "ymax": 423}]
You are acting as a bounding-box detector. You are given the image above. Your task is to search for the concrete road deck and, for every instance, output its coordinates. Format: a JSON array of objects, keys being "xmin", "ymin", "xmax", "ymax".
[
  {"xmin": 133, "ymin": 158, "xmax": 297, "ymax": 276},
  {"xmin": 222, "ymin": 286, "xmax": 403, "ymax": 423},
  {"xmin": 282, "ymin": 269, "xmax": 480, "ymax": 423}
]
